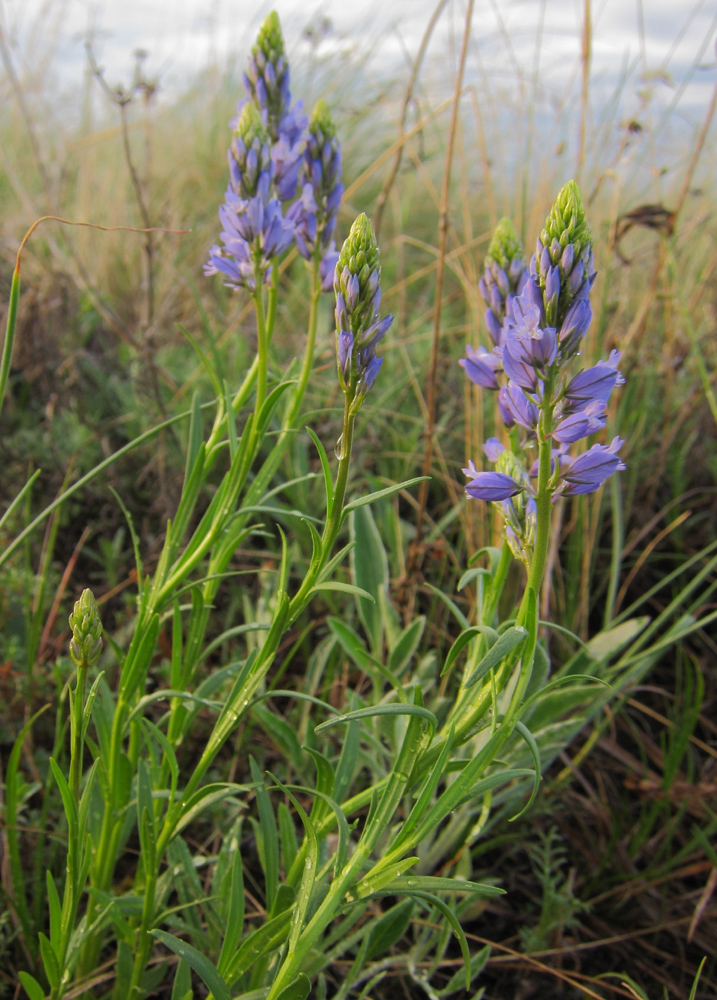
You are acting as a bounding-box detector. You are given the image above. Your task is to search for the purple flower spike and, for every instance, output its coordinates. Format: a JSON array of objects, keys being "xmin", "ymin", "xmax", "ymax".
[
  {"xmin": 561, "ymin": 437, "xmax": 626, "ymax": 496},
  {"xmin": 288, "ymin": 99, "xmax": 343, "ymax": 263},
  {"xmin": 464, "ymin": 471, "xmax": 524, "ymax": 502},
  {"xmin": 334, "ymin": 215, "xmax": 391, "ymax": 403},
  {"xmin": 479, "ymin": 217, "xmax": 527, "ymax": 343},
  {"xmin": 459, "ymin": 344, "xmax": 502, "ymax": 390}
]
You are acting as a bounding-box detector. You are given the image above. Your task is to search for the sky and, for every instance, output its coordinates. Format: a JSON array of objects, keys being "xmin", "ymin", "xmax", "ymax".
[{"xmin": 2, "ymin": 0, "xmax": 716, "ymax": 121}]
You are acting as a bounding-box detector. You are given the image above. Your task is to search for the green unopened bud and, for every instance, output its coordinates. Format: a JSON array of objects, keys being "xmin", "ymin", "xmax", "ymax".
[
  {"xmin": 496, "ymin": 448, "xmax": 527, "ymax": 485},
  {"xmin": 69, "ymin": 589, "xmax": 103, "ymax": 669},
  {"xmin": 487, "ymin": 217, "xmax": 524, "ymax": 272},
  {"xmin": 337, "ymin": 214, "xmax": 380, "ymax": 284},
  {"xmin": 541, "ymin": 180, "xmax": 591, "ymax": 258},
  {"xmin": 255, "ymin": 11, "xmax": 285, "ymax": 66},
  {"xmin": 310, "ymin": 99, "xmax": 336, "ymax": 141},
  {"xmin": 236, "ymin": 102, "xmax": 270, "ymax": 150}
]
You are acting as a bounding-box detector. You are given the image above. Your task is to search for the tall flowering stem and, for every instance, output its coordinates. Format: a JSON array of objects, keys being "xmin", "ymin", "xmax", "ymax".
[
  {"xmin": 289, "ymin": 214, "xmax": 392, "ymax": 615},
  {"xmin": 49, "ymin": 591, "xmax": 103, "ymax": 1000},
  {"xmin": 456, "ymin": 181, "xmax": 625, "ymax": 731}
]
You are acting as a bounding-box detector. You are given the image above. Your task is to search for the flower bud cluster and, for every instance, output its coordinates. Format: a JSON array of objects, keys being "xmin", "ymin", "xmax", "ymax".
[
  {"xmin": 287, "ymin": 99, "xmax": 343, "ymax": 290},
  {"xmin": 461, "ymin": 181, "xmax": 626, "ymax": 532},
  {"xmin": 531, "ymin": 180, "xmax": 596, "ymax": 332},
  {"xmin": 69, "ymin": 589, "xmax": 103, "ymax": 669},
  {"xmin": 205, "ymin": 105, "xmax": 294, "ymax": 290},
  {"xmin": 479, "ymin": 217, "xmax": 528, "ymax": 346},
  {"xmin": 243, "ymin": 11, "xmax": 292, "ymax": 144},
  {"xmin": 237, "ymin": 12, "xmax": 307, "ymax": 203},
  {"xmin": 207, "ymin": 12, "xmax": 346, "ymax": 295},
  {"xmin": 334, "ymin": 214, "xmax": 392, "ymax": 405}
]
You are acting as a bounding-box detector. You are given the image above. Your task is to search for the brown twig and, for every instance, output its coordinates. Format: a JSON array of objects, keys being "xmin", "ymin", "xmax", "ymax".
[
  {"xmin": 577, "ymin": 0, "xmax": 592, "ymax": 180},
  {"xmin": 373, "ymin": 0, "xmax": 451, "ymax": 238},
  {"xmin": 412, "ymin": 0, "xmax": 475, "ymax": 565}
]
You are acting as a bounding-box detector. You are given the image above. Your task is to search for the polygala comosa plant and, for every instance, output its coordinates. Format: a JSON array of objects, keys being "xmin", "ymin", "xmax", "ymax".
[{"xmin": 1, "ymin": 10, "xmax": 713, "ymax": 1000}]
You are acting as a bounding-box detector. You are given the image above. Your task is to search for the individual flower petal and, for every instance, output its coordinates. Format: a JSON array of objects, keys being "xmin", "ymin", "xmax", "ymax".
[
  {"xmin": 483, "ymin": 437, "xmax": 505, "ymax": 462},
  {"xmin": 561, "ymin": 437, "xmax": 626, "ymax": 495},
  {"xmin": 459, "ymin": 344, "xmax": 502, "ymax": 390},
  {"xmin": 464, "ymin": 471, "xmax": 524, "ymax": 502},
  {"xmin": 565, "ymin": 350, "xmax": 624, "ymax": 406},
  {"xmin": 505, "ymin": 382, "xmax": 539, "ymax": 431}
]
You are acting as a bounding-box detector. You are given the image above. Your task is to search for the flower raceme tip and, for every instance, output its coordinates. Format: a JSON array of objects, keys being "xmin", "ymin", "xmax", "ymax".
[{"xmin": 460, "ymin": 182, "xmax": 626, "ymax": 533}]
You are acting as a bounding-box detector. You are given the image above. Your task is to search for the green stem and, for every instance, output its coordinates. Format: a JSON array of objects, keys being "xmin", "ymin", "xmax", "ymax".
[
  {"xmin": 0, "ymin": 265, "xmax": 20, "ymax": 419},
  {"xmin": 267, "ymin": 261, "xmax": 279, "ymax": 344},
  {"xmin": 517, "ymin": 376, "xmax": 555, "ymax": 626},
  {"xmin": 283, "ymin": 254, "xmax": 322, "ymax": 431},
  {"xmin": 156, "ymin": 388, "xmax": 358, "ymax": 855},
  {"xmin": 252, "ymin": 276, "xmax": 269, "ymax": 438}
]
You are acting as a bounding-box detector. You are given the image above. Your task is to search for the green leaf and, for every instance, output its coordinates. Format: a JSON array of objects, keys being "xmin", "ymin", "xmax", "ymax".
[
  {"xmin": 585, "ymin": 616, "xmax": 650, "ymax": 660},
  {"xmin": 350, "ymin": 505, "xmax": 388, "ymax": 654},
  {"xmin": 388, "ymin": 616, "xmax": 426, "ymax": 677},
  {"xmin": 311, "ymin": 582, "xmax": 375, "ymax": 602},
  {"xmin": 174, "ymin": 783, "xmax": 248, "ymax": 836},
  {"xmin": 365, "ymin": 899, "xmax": 414, "ymax": 961},
  {"xmin": 141, "ymin": 718, "xmax": 179, "ymax": 807},
  {"xmin": 186, "ymin": 391, "xmax": 205, "ymax": 478},
  {"xmin": 223, "ymin": 380, "xmax": 239, "ymax": 459},
  {"xmin": 151, "ymin": 931, "xmax": 231, "ymax": 1000},
  {"xmin": 49, "ymin": 757, "xmax": 78, "ymax": 837},
  {"xmin": 386, "ymin": 727, "xmax": 455, "ymax": 857},
  {"xmin": 38, "ymin": 932, "xmax": 60, "ymax": 990},
  {"xmin": 464, "ymin": 626, "xmax": 528, "ymax": 688},
  {"xmin": 18, "ymin": 973, "xmax": 45, "ymax": 1000},
  {"xmin": 266, "ymin": 775, "xmax": 317, "ymax": 955},
  {"xmin": 327, "ymin": 618, "xmax": 378, "ymax": 671},
  {"xmin": 46, "ymin": 870, "xmax": 61, "ymax": 950},
  {"xmin": 333, "ymin": 716, "xmax": 360, "ymax": 804},
  {"xmin": 81, "ymin": 671, "xmax": 105, "ymax": 744},
  {"xmin": 108, "ymin": 486, "xmax": 144, "ymax": 589},
  {"xmin": 384, "ymin": 877, "xmax": 503, "ymax": 895},
  {"xmin": 250, "ymin": 759, "xmax": 279, "ymax": 913},
  {"xmin": 342, "ymin": 476, "xmax": 429, "ymax": 516},
  {"xmin": 225, "ymin": 910, "xmax": 293, "ymax": 984},
  {"xmin": 425, "ymin": 583, "xmax": 470, "ymax": 630},
  {"xmin": 440, "ymin": 626, "xmax": 501, "ymax": 678},
  {"xmin": 508, "ymin": 722, "xmax": 542, "ymax": 821},
  {"xmin": 356, "ymin": 858, "xmax": 419, "ymax": 898},
  {"xmin": 278, "ymin": 801, "xmax": 299, "ymax": 878},
  {"xmin": 439, "ymin": 945, "xmax": 490, "ymax": 996},
  {"xmin": 113, "ymin": 941, "xmax": 133, "ymax": 1000},
  {"xmin": 457, "ymin": 567, "xmax": 493, "ymax": 591},
  {"xmin": 217, "ymin": 844, "xmax": 245, "ymax": 977},
  {"xmin": 171, "ymin": 959, "xmax": 193, "ymax": 1000},
  {"xmin": 258, "ymin": 380, "xmax": 296, "ymax": 437},
  {"xmin": 254, "ymin": 706, "xmax": 303, "ymax": 771},
  {"xmin": 275, "ymin": 974, "xmax": 311, "ymax": 1000},
  {"xmin": 306, "ymin": 427, "xmax": 334, "ymax": 517},
  {"xmin": 177, "ymin": 324, "xmax": 223, "ymax": 398},
  {"xmin": 315, "ymin": 703, "xmax": 437, "ymax": 735}
]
